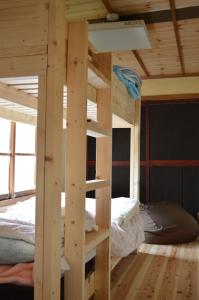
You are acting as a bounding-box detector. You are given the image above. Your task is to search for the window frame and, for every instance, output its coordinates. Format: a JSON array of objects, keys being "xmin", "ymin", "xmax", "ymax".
[{"xmin": 0, "ymin": 120, "xmax": 36, "ymax": 200}]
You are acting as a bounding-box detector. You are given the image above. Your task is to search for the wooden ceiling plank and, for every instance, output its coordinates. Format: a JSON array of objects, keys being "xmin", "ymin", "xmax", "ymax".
[
  {"xmin": 132, "ymin": 50, "xmax": 150, "ymax": 77},
  {"xmin": 169, "ymin": 0, "xmax": 185, "ymax": 74}
]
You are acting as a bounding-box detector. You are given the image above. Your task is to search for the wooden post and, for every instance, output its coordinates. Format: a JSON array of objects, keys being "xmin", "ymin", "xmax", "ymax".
[
  {"xmin": 34, "ymin": 0, "xmax": 65, "ymax": 299},
  {"xmin": 130, "ymin": 99, "xmax": 141, "ymax": 200},
  {"xmin": 95, "ymin": 54, "xmax": 112, "ymax": 300},
  {"xmin": 64, "ymin": 21, "xmax": 88, "ymax": 300}
]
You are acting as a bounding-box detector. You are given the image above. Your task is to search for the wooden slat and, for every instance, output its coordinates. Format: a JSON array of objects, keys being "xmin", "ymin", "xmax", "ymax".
[
  {"xmin": 34, "ymin": 0, "xmax": 65, "ymax": 299},
  {"xmin": 64, "ymin": 21, "xmax": 88, "ymax": 300},
  {"xmin": 86, "ymin": 229, "xmax": 109, "ymax": 253},
  {"xmin": 87, "ymin": 120, "xmax": 111, "ymax": 137},
  {"xmin": 0, "ymin": 106, "xmax": 36, "ymax": 125},
  {"xmin": 0, "ymin": 82, "xmax": 37, "ymax": 109},
  {"xmin": 86, "ymin": 179, "xmax": 110, "ymax": 192}
]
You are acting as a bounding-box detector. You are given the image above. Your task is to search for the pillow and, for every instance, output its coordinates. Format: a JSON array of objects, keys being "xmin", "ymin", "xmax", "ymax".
[
  {"xmin": 140, "ymin": 202, "xmax": 199, "ymax": 244},
  {"xmin": 0, "ymin": 237, "xmax": 34, "ymax": 264}
]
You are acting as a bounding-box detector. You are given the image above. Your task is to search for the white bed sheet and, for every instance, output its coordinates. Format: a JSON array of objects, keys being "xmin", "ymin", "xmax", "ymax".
[{"xmin": 0, "ymin": 195, "xmax": 144, "ymax": 261}]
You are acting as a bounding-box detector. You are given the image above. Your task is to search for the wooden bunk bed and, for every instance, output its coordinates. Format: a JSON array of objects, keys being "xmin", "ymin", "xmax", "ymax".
[{"xmin": 0, "ymin": 1, "xmax": 141, "ymax": 299}]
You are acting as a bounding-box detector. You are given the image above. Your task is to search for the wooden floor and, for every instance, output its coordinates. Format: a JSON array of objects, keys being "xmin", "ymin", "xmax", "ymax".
[{"xmin": 111, "ymin": 241, "xmax": 199, "ymax": 300}]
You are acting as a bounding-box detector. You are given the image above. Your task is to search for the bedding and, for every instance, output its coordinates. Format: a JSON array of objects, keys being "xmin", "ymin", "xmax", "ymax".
[
  {"xmin": 0, "ymin": 238, "xmax": 34, "ymax": 264},
  {"xmin": 0, "ymin": 195, "xmax": 144, "ymax": 286}
]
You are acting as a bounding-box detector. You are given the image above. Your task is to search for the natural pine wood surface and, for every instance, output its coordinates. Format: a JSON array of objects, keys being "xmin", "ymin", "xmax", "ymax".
[{"xmin": 111, "ymin": 241, "xmax": 199, "ymax": 300}]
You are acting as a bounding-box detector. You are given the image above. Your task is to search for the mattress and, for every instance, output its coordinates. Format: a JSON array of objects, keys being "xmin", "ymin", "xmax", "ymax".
[{"xmin": 0, "ymin": 195, "xmax": 144, "ymax": 285}]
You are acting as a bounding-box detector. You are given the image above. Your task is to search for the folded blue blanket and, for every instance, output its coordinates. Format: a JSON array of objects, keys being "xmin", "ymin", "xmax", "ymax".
[
  {"xmin": 113, "ymin": 65, "xmax": 142, "ymax": 100},
  {"xmin": 0, "ymin": 237, "xmax": 34, "ymax": 264}
]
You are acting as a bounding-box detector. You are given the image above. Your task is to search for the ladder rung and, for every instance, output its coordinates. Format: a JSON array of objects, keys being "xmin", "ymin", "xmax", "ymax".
[
  {"xmin": 87, "ymin": 120, "xmax": 110, "ymax": 138},
  {"xmin": 86, "ymin": 229, "xmax": 109, "ymax": 253},
  {"xmin": 86, "ymin": 179, "xmax": 110, "ymax": 192}
]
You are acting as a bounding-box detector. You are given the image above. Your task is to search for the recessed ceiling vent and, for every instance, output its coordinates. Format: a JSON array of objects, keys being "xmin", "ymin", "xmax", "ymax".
[{"xmin": 89, "ymin": 20, "xmax": 152, "ymax": 53}]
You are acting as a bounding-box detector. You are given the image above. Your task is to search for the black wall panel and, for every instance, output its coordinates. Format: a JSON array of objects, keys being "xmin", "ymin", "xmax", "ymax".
[
  {"xmin": 150, "ymin": 167, "xmax": 182, "ymax": 204},
  {"xmin": 112, "ymin": 167, "xmax": 130, "ymax": 198},
  {"xmin": 182, "ymin": 168, "xmax": 199, "ymax": 217},
  {"xmin": 140, "ymin": 167, "xmax": 146, "ymax": 203},
  {"xmin": 150, "ymin": 103, "xmax": 199, "ymax": 160},
  {"xmin": 87, "ymin": 129, "xmax": 131, "ymax": 198},
  {"xmin": 112, "ymin": 129, "xmax": 130, "ymax": 160}
]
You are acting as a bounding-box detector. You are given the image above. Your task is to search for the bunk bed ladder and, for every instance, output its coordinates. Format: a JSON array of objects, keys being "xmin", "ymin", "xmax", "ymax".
[{"xmin": 65, "ymin": 20, "xmax": 112, "ymax": 300}]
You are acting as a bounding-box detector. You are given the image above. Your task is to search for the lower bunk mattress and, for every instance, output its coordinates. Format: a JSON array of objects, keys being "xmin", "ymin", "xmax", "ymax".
[{"xmin": 0, "ymin": 195, "xmax": 144, "ymax": 287}]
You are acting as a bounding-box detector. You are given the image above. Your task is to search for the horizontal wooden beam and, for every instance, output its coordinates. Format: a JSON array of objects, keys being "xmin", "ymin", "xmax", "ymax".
[
  {"xmin": 86, "ymin": 179, "xmax": 110, "ymax": 192},
  {"xmin": 142, "ymin": 94, "xmax": 199, "ymax": 103},
  {"xmin": 85, "ymin": 229, "xmax": 109, "ymax": 253},
  {"xmin": 141, "ymin": 160, "xmax": 199, "ymax": 167},
  {"xmin": 0, "ymin": 55, "xmax": 47, "ymax": 77},
  {"xmin": 0, "ymin": 106, "xmax": 36, "ymax": 125},
  {"xmin": 87, "ymin": 160, "xmax": 130, "ymax": 167},
  {"xmin": 142, "ymin": 77, "xmax": 199, "ymax": 97},
  {"xmin": 90, "ymin": 6, "xmax": 199, "ymax": 25},
  {"xmin": 0, "ymin": 82, "xmax": 37, "ymax": 109},
  {"xmin": 142, "ymin": 73, "xmax": 199, "ymax": 80},
  {"xmin": 87, "ymin": 120, "xmax": 111, "ymax": 137}
]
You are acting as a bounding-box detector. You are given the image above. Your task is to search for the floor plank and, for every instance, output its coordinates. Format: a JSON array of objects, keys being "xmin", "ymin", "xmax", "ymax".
[{"xmin": 111, "ymin": 240, "xmax": 199, "ymax": 300}]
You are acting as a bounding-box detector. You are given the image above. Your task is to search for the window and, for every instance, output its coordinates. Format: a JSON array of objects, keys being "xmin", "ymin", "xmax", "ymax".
[{"xmin": 0, "ymin": 118, "xmax": 36, "ymax": 200}]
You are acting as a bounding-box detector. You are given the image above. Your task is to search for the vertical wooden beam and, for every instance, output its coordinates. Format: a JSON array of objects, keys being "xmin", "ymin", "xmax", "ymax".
[
  {"xmin": 35, "ymin": 75, "xmax": 47, "ymax": 300},
  {"xmin": 95, "ymin": 53, "xmax": 112, "ymax": 300},
  {"xmin": 130, "ymin": 100, "xmax": 141, "ymax": 200},
  {"xmin": 35, "ymin": 0, "xmax": 65, "ymax": 299},
  {"xmin": 9, "ymin": 122, "xmax": 16, "ymax": 196},
  {"xmin": 64, "ymin": 21, "xmax": 88, "ymax": 300}
]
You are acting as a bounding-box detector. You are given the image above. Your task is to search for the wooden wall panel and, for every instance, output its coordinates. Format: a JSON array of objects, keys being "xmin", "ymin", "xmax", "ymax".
[
  {"xmin": 112, "ymin": 73, "xmax": 135, "ymax": 124},
  {"xmin": 0, "ymin": 1, "xmax": 48, "ymax": 58},
  {"xmin": 179, "ymin": 19, "xmax": 199, "ymax": 73},
  {"xmin": 65, "ymin": 0, "xmax": 106, "ymax": 21}
]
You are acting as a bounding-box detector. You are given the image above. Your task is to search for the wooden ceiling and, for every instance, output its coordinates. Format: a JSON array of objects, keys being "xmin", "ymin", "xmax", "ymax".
[{"xmin": 65, "ymin": 0, "xmax": 199, "ymax": 80}]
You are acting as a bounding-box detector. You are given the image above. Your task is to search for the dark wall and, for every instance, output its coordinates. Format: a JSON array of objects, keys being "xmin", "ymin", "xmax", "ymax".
[
  {"xmin": 141, "ymin": 102, "xmax": 199, "ymax": 217},
  {"xmin": 87, "ymin": 103, "xmax": 199, "ymax": 218},
  {"xmin": 87, "ymin": 129, "xmax": 130, "ymax": 198}
]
